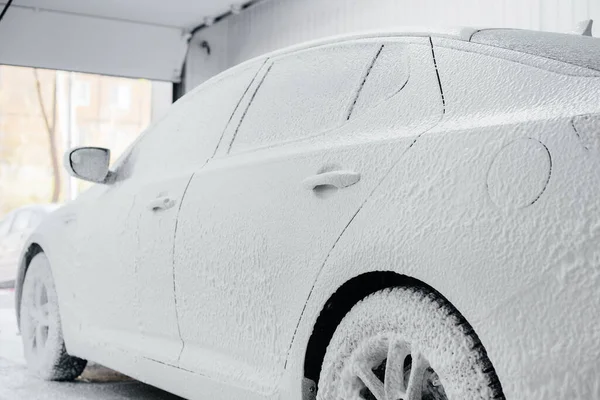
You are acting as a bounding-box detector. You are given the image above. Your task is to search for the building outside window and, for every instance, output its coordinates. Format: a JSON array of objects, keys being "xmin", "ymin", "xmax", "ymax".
[
  {"xmin": 110, "ymin": 84, "xmax": 132, "ymax": 111},
  {"xmin": 0, "ymin": 65, "xmax": 172, "ymax": 216},
  {"xmin": 72, "ymin": 80, "xmax": 91, "ymax": 107}
]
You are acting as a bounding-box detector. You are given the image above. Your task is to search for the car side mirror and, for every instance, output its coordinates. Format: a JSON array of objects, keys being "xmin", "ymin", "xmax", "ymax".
[{"xmin": 64, "ymin": 147, "xmax": 111, "ymax": 184}]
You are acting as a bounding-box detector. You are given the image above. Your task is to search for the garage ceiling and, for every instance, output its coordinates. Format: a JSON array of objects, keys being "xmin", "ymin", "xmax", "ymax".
[
  {"xmin": 0, "ymin": 0, "xmax": 252, "ymax": 81},
  {"xmin": 9, "ymin": 0, "xmax": 245, "ymax": 29}
]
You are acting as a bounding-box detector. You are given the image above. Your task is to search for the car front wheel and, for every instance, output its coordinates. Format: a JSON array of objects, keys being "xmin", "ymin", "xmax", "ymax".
[
  {"xmin": 317, "ymin": 286, "xmax": 504, "ymax": 400},
  {"xmin": 20, "ymin": 253, "xmax": 87, "ymax": 381}
]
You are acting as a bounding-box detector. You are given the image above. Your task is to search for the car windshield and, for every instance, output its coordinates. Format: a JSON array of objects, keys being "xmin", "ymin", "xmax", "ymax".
[{"xmin": 471, "ymin": 29, "xmax": 600, "ymax": 72}]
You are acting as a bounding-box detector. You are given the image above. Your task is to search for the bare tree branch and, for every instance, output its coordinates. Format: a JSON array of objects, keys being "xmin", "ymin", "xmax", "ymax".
[{"xmin": 33, "ymin": 69, "xmax": 61, "ymax": 203}]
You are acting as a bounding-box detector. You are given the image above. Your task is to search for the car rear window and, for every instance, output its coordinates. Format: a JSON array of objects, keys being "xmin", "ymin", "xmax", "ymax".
[{"xmin": 471, "ymin": 29, "xmax": 600, "ymax": 72}]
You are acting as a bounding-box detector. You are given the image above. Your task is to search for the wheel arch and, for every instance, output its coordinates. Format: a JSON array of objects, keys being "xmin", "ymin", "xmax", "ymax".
[
  {"xmin": 303, "ymin": 271, "xmax": 447, "ymax": 385},
  {"xmin": 303, "ymin": 270, "xmax": 505, "ymax": 400},
  {"xmin": 15, "ymin": 242, "xmax": 45, "ymax": 327}
]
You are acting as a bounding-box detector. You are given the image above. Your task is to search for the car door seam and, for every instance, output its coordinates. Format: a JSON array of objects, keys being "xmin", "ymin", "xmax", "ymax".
[{"xmin": 172, "ymin": 172, "xmax": 196, "ymax": 364}]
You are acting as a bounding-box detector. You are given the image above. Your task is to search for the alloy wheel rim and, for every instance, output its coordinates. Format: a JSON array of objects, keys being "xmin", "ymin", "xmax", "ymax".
[
  {"xmin": 341, "ymin": 335, "xmax": 448, "ymax": 400},
  {"xmin": 25, "ymin": 278, "xmax": 51, "ymax": 356}
]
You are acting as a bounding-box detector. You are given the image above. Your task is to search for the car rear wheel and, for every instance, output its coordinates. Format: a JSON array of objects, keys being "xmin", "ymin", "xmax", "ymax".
[
  {"xmin": 20, "ymin": 253, "xmax": 87, "ymax": 381},
  {"xmin": 317, "ymin": 286, "xmax": 504, "ymax": 400}
]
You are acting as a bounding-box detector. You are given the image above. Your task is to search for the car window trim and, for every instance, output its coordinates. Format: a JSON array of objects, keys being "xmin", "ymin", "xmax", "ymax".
[
  {"xmin": 345, "ymin": 44, "xmax": 385, "ymax": 120},
  {"xmin": 226, "ymin": 61, "xmax": 274, "ymax": 154},
  {"xmin": 211, "ymin": 58, "xmax": 270, "ymax": 159}
]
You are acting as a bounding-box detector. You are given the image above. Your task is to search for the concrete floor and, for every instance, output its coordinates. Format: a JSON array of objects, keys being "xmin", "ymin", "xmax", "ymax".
[{"xmin": 0, "ymin": 289, "xmax": 183, "ymax": 400}]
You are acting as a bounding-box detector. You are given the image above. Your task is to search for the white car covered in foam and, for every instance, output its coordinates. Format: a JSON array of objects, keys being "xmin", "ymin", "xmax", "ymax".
[{"xmin": 14, "ymin": 25, "xmax": 600, "ymax": 400}]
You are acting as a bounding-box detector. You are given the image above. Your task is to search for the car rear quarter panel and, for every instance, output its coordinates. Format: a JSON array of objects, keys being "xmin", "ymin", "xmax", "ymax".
[{"xmin": 282, "ymin": 46, "xmax": 600, "ymax": 400}]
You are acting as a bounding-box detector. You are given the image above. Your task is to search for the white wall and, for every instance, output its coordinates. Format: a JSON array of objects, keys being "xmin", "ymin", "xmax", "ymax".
[{"xmin": 184, "ymin": 0, "xmax": 600, "ymax": 90}]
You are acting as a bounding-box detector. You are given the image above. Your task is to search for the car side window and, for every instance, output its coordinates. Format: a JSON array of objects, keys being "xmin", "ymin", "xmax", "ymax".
[
  {"xmin": 125, "ymin": 61, "xmax": 263, "ymax": 179},
  {"xmin": 229, "ymin": 42, "xmax": 380, "ymax": 153}
]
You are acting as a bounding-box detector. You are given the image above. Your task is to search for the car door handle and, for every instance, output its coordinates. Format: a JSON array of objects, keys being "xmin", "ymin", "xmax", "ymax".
[
  {"xmin": 302, "ymin": 170, "xmax": 361, "ymax": 191},
  {"xmin": 148, "ymin": 196, "xmax": 176, "ymax": 212}
]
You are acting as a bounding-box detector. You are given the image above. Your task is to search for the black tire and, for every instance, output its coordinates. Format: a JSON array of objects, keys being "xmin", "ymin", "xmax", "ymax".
[
  {"xmin": 317, "ymin": 286, "xmax": 504, "ymax": 400},
  {"xmin": 20, "ymin": 253, "xmax": 87, "ymax": 381}
]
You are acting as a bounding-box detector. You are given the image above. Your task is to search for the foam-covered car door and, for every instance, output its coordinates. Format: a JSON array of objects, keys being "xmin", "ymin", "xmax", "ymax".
[
  {"xmin": 127, "ymin": 60, "xmax": 266, "ymax": 365},
  {"xmin": 173, "ymin": 37, "xmax": 444, "ymax": 395},
  {"xmin": 67, "ymin": 60, "xmax": 265, "ymax": 365}
]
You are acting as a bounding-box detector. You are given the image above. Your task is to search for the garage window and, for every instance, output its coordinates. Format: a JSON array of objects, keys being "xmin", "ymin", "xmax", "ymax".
[{"xmin": 230, "ymin": 43, "xmax": 379, "ymax": 152}]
